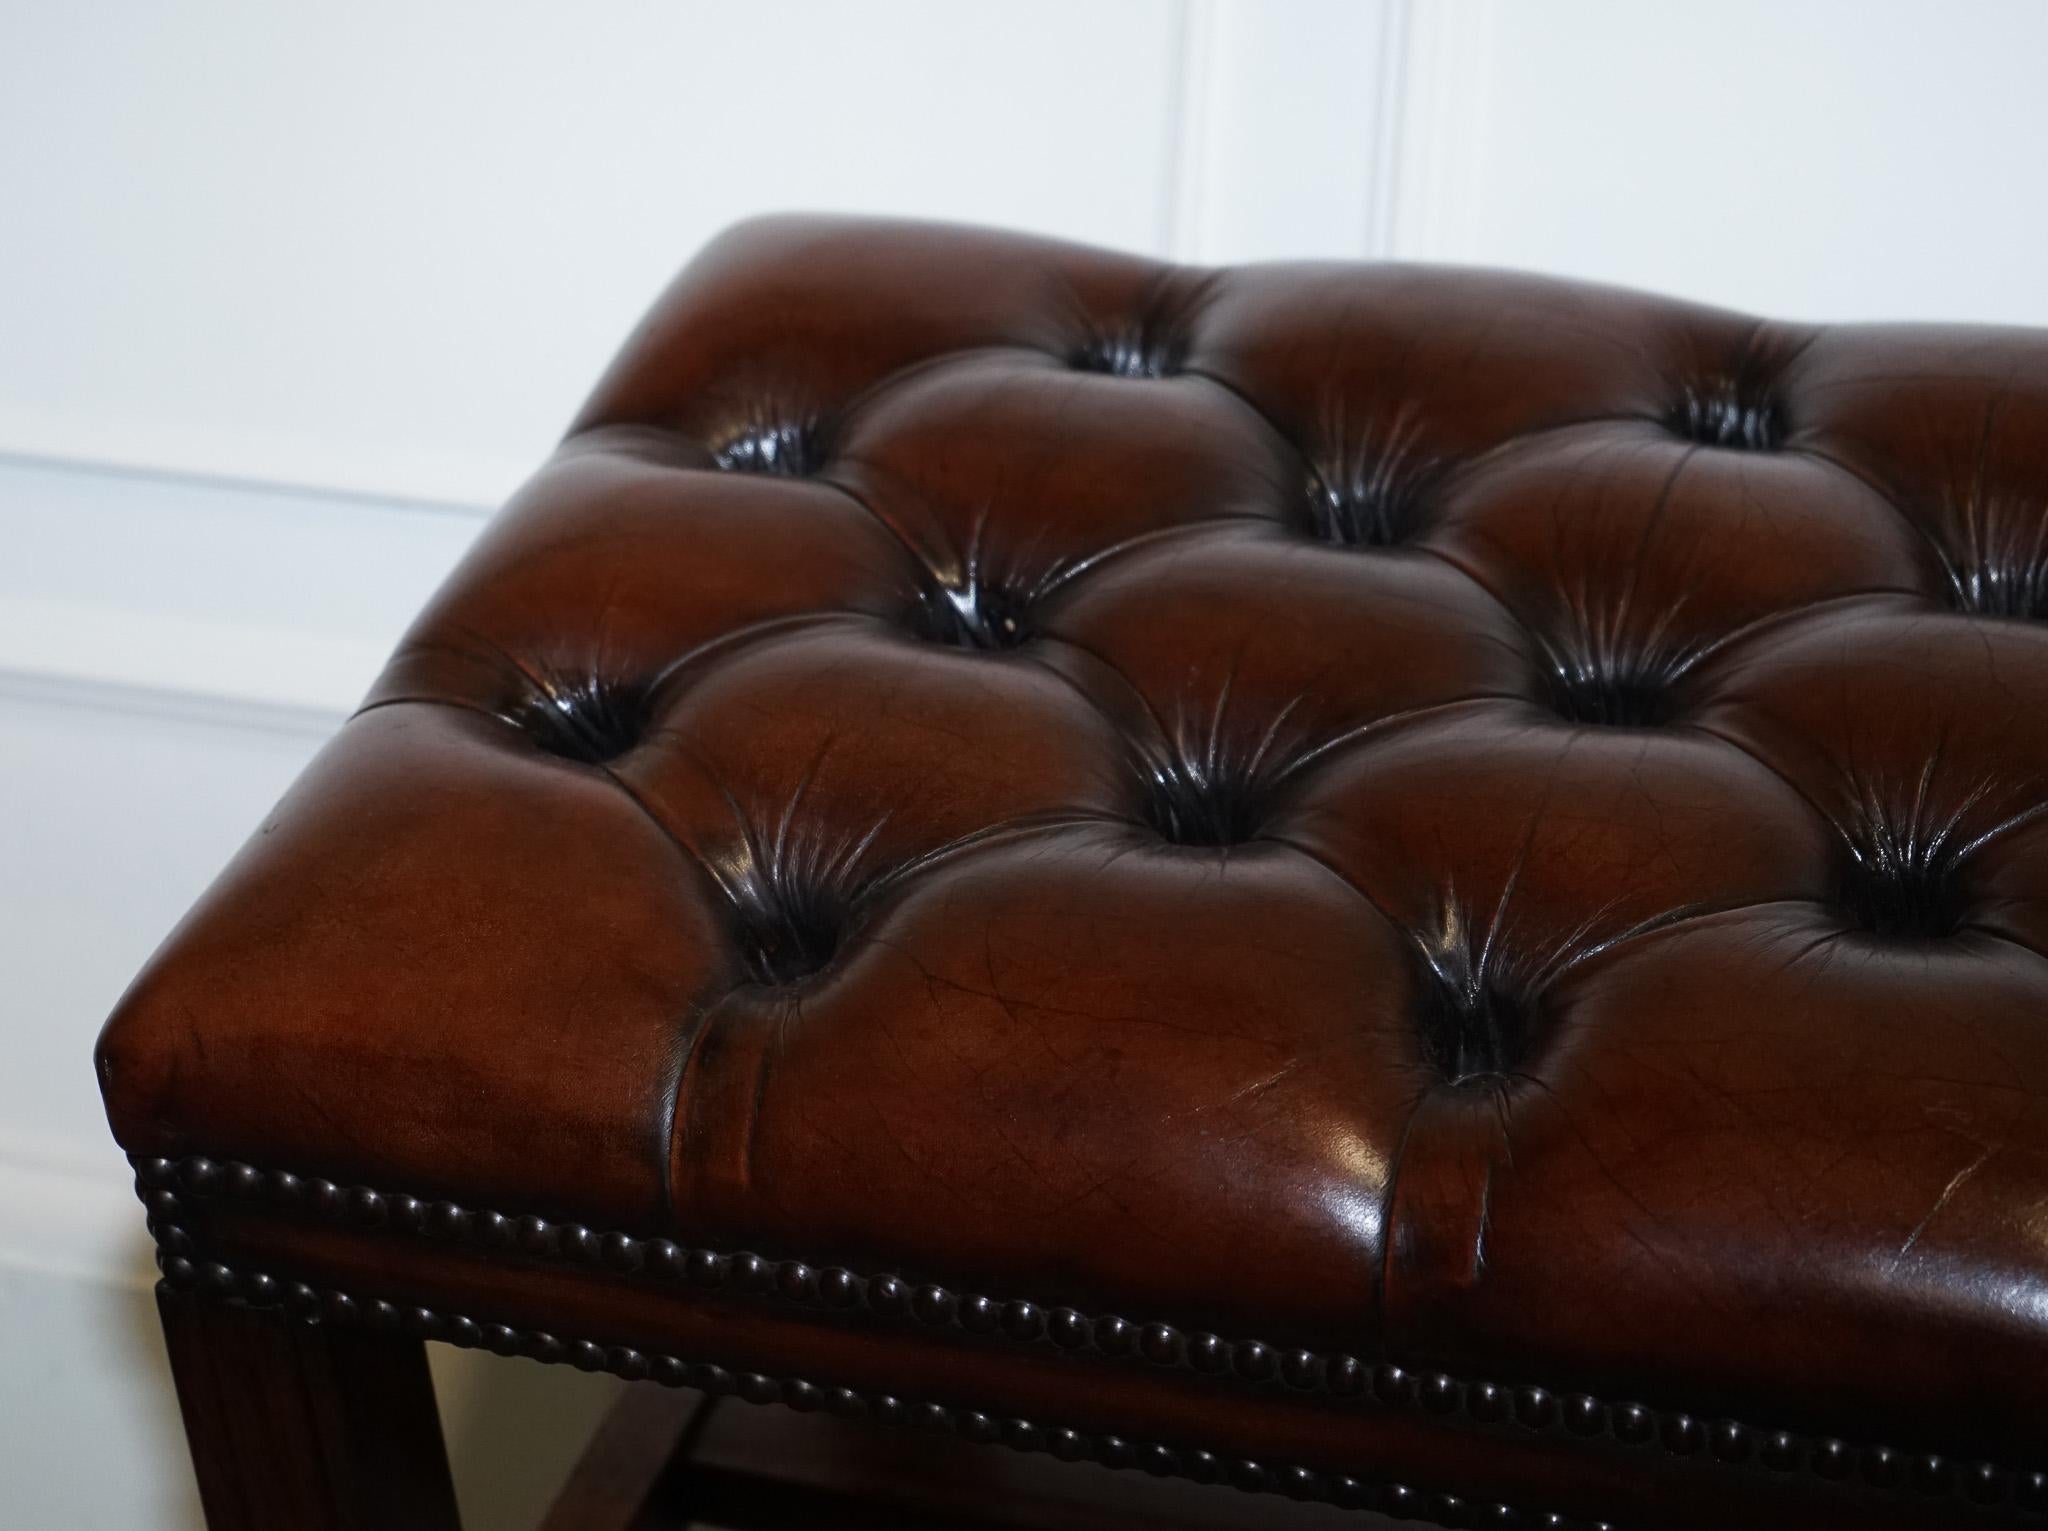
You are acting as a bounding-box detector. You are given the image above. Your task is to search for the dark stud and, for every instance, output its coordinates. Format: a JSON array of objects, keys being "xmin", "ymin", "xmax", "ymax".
[
  {"xmin": 1332, "ymin": 1476, "xmax": 1377, "ymax": 1510},
  {"xmin": 602, "ymin": 1232, "xmax": 641, "ymax": 1272},
  {"xmin": 643, "ymin": 1238, "xmax": 683, "ymax": 1277},
  {"xmin": 1233, "ymin": 1340, "xmax": 1276, "ymax": 1381},
  {"xmin": 1421, "ymin": 1372, "xmax": 1462, "ymax": 1413},
  {"xmin": 827, "ymin": 1387, "xmax": 863, "ymax": 1418},
  {"xmin": 911, "ymin": 1284, "xmax": 954, "ymax": 1325},
  {"xmin": 1514, "ymin": 1386, "xmax": 1558, "ymax": 1429},
  {"xmin": 1562, "ymin": 1394, "xmax": 1604, "ymax": 1435},
  {"xmin": 775, "ymin": 1260, "xmax": 815, "ymax": 1300},
  {"xmin": 1000, "ymin": 1299, "xmax": 1043, "ymax": 1340},
  {"xmin": 1911, "ymin": 1453, "xmax": 1952, "ymax": 1495},
  {"xmin": 1812, "ymin": 1439, "xmax": 1853, "ymax": 1478},
  {"xmin": 1965, "ymin": 1461, "xmax": 2006, "ymax": 1504},
  {"xmin": 1661, "ymin": 1412, "xmax": 1703, "ymax": 1454},
  {"xmin": 1140, "ymin": 1323, "xmax": 1181, "ymax": 1364},
  {"xmin": 1280, "ymin": 1348, "xmax": 1320, "ymax": 1388},
  {"xmin": 349, "ymin": 1187, "xmax": 389, "ymax": 1226},
  {"xmin": 1374, "ymin": 1362, "xmax": 1416, "ymax": 1405},
  {"xmin": 1612, "ymin": 1403, "xmax": 1654, "ymax": 1444},
  {"xmin": 526, "ymin": 1332, "xmax": 565, "ymax": 1365},
  {"xmin": 1709, "ymin": 1420, "xmax": 1751, "ymax": 1462},
  {"xmin": 1094, "ymin": 1315, "xmax": 1135, "ymax": 1354}
]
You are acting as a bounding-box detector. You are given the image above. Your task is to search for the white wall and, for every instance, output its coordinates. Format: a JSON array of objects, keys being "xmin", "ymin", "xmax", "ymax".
[{"xmin": 5, "ymin": 2, "xmax": 2047, "ymax": 1525}]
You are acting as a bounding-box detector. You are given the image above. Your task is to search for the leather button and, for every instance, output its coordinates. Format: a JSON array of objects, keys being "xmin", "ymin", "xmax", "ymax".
[{"xmin": 712, "ymin": 419, "xmax": 825, "ymax": 476}]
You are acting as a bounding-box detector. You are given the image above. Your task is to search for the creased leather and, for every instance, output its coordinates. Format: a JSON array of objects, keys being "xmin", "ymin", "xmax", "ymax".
[{"xmin": 98, "ymin": 215, "xmax": 2048, "ymax": 1476}]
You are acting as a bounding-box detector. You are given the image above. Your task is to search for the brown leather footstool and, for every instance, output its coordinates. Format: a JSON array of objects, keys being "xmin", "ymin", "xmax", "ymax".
[{"xmin": 99, "ymin": 217, "xmax": 2048, "ymax": 1530}]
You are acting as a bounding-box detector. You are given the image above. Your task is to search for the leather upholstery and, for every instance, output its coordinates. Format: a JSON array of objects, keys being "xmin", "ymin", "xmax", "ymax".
[{"xmin": 99, "ymin": 217, "xmax": 2048, "ymax": 1526}]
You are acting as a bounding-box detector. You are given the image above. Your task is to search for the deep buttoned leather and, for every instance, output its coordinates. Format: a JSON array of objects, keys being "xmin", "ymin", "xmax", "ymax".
[{"xmin": 99, "ymin": 217, "xmax": 2048, "ymax": 1522}]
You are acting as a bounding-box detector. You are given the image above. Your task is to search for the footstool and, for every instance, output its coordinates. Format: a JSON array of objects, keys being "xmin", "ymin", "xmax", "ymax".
[{"xmin": 99, "ymin": 216, "xmax": 2048, "ymax": 1530}]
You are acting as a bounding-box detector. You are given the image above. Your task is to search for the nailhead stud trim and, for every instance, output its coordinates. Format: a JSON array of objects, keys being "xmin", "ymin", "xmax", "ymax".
[
  {"xmin": 148, "ymin": 1254, "xmax": 1591, "ymax": 1531},
  {"xmin": 133, "ymin": 1153, "xmax": 2045, "ymax": 1521}
]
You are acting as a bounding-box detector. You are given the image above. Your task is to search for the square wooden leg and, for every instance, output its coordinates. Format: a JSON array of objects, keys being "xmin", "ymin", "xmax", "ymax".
[{"xmin": 157, "ymin": 1284, "xmax": 461, "ymax": 1531}]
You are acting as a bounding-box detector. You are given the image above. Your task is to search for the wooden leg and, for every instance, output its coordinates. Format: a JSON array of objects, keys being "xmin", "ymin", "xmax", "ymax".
[{"xmin": 156, "ymin": 1284, "xmax": 462, "ymax": 1531}]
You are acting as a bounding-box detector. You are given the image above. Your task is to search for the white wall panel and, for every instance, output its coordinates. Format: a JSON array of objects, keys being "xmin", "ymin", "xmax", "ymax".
[
  {"xmin": 1396, "ymin": 0, "xmax": 2048, "ymax": 325},
  {"xmin": 1165, "ymin": 0, "xmax": 1403, "ymax": 263},
  {"xmin": 0, "ymin": 0, "xmax": 1183, "ymax": 507},
  {"xmin": 0, "ymin": 456, "xmax": 477, "ymax": 720}
]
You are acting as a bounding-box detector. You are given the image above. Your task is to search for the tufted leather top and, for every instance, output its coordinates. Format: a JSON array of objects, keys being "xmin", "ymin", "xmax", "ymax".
[{"xmin": 100, "ymin": 217, "xmax": 2048, "ymax": 1523}]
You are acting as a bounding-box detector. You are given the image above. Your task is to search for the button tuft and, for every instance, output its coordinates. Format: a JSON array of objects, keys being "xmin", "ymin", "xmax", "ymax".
[
  {"xmin": 1070, "ymin": 326, "xmax": 1181, "ymax": 379},
  {"xmin": 1546, "ymin": 657, "xmax": 1674, "ymax": 728},
  {"xmin": 1837, "ymin": 821, "xmax": 1970, "ymax": 940},
  {"xmin": 1667, "ymin": 382, "xmax": 1786, "ymax": 450},
  {"xmin": 513, "ymin": 674, "xmax": 650, "ymax": 764},
  {"xmin": 711, "ymin": 419, "xmax": 825, "ymax": 476},
  {"xmin": 1415, "ymin": 943, "xmax": 1540, "ymax": 1086},
  {"xmin": 1298, "ymin": 464, "xmax": 1434, "ymax": 547},
  {"xmin": 910, "ymin": 578, "xmax": 1033, "ymax": 651}
]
